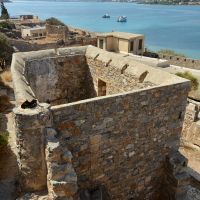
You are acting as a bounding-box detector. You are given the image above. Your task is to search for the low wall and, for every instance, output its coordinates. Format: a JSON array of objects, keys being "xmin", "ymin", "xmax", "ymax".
[
  {"xmin": 10, "ymin": 37, "xmax": 97, "ymax": 53},
  {"xmin": 10, "ymin": 39, "xmax": 57, "ymax": 52},
  {"xmin": 159, "ymin": 54, "xmax": 200, "ymax": 70},
  {"xmin": 51, "ymin": 83, "xmax": 189, "ymax": 199}
]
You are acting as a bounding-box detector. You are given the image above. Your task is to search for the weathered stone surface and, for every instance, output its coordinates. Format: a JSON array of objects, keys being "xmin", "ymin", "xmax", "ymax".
[
  {"xmin": 51, "ymin": 82, "xmax": 189, "ymax": 199},
  {"xmin": 13, "ymin": 103, "xmax": 51, "ymax": 192},
  {"xmin": 180, "ymin": 99, "xmax": 200, "ymax": 177}
]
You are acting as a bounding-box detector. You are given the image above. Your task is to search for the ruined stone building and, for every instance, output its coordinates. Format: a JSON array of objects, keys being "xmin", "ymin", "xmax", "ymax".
[
  {"xmin": 8, "ymin": 45, "xmax": 198, "ymax": 199},
  {"xmin": 21, "ymin": 26, "xmax": 47, "ymax": 40}
]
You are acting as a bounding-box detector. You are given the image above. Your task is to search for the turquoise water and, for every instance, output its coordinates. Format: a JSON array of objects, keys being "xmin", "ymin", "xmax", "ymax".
[{"xmin": 5, "ymin": 1, "xmax": 200, "ymax": 58}]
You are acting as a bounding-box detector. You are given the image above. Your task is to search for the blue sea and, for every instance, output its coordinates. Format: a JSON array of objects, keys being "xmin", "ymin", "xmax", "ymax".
[{"xmin": 5, "ymin": 1, "xmax": 200, "ymax": 58}]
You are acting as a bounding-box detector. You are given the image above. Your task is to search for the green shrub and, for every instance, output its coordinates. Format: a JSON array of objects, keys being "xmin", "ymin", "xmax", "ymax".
[
  {"xmin": 46, "ymin": 17, "xmax": 65, "ymax": 26},
  {"xmin": 176, "ymin": 72, "xmax": 199, "ymax": 90},
  {"xmin": 0, "ymin": 132, "xmax": 8, "ymax": 148},
  {"xmin": 0, "ymin": 21, "xmax": 10, "ymax": 29},
  {"xmin": 158, "ymin": 49, "xmax": 186, "ymax": 57},
  {"xmin": 0, "ymin": 33, "xmax": 14, "ymax": 68}
]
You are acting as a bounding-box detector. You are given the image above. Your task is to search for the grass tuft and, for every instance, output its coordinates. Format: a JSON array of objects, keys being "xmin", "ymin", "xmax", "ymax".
[
  {"xmin": 1, "ymin": 70, "xmax": 12, "ymax": 82},
  {"xmin": 0, "ymin": 132, "xmax": 8, "ymax": 148},
  {"xmin": 176, "ymin": 72, "xmax": 199, "ymax": 90},
  {"xmin": 158, "ymin": 49, "xmax": 186, "ymax": 57}
]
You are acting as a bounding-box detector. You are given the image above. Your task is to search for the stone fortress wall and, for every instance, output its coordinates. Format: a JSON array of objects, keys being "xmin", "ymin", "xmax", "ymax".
[
  {"xmin": 11, "ymin": 45, "xmax": 190, "ymax": 199},
  {"xmin": 159, "ymin": 54, "xmax": 200, "ymax": 70}
]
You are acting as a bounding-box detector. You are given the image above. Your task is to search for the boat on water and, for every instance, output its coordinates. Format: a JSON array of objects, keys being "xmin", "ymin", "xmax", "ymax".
[
  {"xmin": 102, "ymin": 14, "xmax": 110, "ymax": 18},
  {"xmin": 117, "ymin": 16, "xmax": 127, "ymax": 22}
]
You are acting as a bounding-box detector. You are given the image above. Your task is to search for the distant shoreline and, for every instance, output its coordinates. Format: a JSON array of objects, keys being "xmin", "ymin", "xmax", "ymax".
[
  {"xmin": 136, "ymin": 1, "xmax": 200, "ymax": 5},
  {"xmin": 2, "ymin": 0, "xmax": 200, "ymax": 5},
  {"xmin": 3, "ymin": 0, "xmax": 12, "ymax": 3}
]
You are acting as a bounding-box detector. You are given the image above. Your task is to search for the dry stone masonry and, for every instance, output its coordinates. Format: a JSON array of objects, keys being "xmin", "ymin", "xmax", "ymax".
[{"xmin": 11, "ymin": 45, "xmax": 191, "ymax": 199}]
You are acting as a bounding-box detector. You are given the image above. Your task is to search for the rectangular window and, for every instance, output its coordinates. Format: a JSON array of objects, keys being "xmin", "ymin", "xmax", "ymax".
[
  {"xmin": 98, "ymin": 79, "xmax": 106, "ymax": 96},
  {"xmin": 130, "ymin": 41, "xmax": 134, "ymax": 52},
  {"xmin": 138, "ymin": 39, "xmax": 143, "ymax": 50},
  {"xmin": 99, "ymin": 39, "xmax": 104, "ymax": 49}
]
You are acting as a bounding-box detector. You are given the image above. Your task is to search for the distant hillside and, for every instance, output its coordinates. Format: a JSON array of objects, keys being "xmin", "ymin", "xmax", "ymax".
[
  {"xmin": 10, "ymin": 0, "xmax": 98, "ymax": 1},
  {"xmin": 2, "ymin": 0, "xmax": 199, "ymax": 4},
  {"xmin": 0, "ymin": 0, "xmax": 12, "ymax": 2},
  {"xmin": 136, "ymin": 0, "xmax": 200, "ymax": 5},
  {"xmin": 99, "ymin": 0, "xmax": 200, "ymax": 4}
]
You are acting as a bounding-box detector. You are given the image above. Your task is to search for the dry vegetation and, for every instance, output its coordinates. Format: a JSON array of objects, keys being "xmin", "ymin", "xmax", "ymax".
[
  {"xmin": 176, "ymin": 71, "xmax": 199, "ymax": 90},
  {"xmin": 0, "ymin": 75, "xmax": 13, "ymax": 113},
  {"xmin": 158, "ymin": 49, "xmax": 186, "ymax": 57},
  {"xmin": 1, "ymin": 70, "xmax": 12, "ymax": 82},
  {"xmin": 0, "ymin": 132, "xmax": 8, "ymax": 148}
]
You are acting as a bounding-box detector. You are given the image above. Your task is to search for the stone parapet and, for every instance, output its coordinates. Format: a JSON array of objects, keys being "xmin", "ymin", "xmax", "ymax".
[{"xmin": 159, "ymin": 54, "xmax": 200, "ymax": 70}]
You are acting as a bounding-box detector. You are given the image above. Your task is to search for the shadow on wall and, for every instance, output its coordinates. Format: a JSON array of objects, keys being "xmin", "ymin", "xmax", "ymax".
[
  {"xmin": 49, "ymin": 55, "xmax": 97, "ymax": 105},
  {"xmin": 79, "ymin": 185, "xmax": 111, "ymax": 200},
  {"xmin": 25, "ymin": 55, "xmax": 97, "ymax": 105},
  {"xmin": 0, "ymin": 143, "xmax": 19, "ymax": 200}
]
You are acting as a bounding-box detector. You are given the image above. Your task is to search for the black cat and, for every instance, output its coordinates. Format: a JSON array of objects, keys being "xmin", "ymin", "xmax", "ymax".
[{"xmin": 21, "ymin": 99, "xmax": 37, "ymax": 109}]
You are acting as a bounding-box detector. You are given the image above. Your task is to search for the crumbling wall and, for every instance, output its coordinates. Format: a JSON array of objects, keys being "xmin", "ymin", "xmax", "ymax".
[
  {"xmin": 46, "ymin": 24, "xmax": 69, "ymax": 42},
  {"xmin": 45, "ymin": 128, "xmax": 78, "ymax": 199},
  {"xmin": 51, "ymin": 83, "xmax": 189, "ymax": 200},
  {"xmin": 179, "ymin": 99, "xmax": 200, "ymax": 177},
  {"xmin": 180, "ymin": 99, "xmax": 200, "ymax": 149}
]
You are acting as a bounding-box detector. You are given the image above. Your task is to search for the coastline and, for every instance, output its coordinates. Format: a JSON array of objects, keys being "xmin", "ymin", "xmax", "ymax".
[
  {"xmin": 136, "ymin": 1, "xmax": 200, "ymax": 5},
  {"xmin": 5, "ymin": 1, "xmax": 200, "ymax": 59}
]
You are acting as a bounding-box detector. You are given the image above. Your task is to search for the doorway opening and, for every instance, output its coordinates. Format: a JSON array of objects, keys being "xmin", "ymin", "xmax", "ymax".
[{"xmin": 98, "ymin": 79, "xmax": 106, "ymax": 96}]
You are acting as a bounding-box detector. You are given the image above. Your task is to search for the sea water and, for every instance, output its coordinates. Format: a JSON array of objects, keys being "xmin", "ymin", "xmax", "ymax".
[{"xmin": 6, "ymin": 1, "xmax": 200, "ymax": 58}]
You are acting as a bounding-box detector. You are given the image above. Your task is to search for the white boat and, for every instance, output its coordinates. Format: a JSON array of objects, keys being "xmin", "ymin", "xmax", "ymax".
[
  {"xmin": 117, "ymin": 16, "xmax": 127, "ymax": 22},
  {"xmin": 102, "ymin": 14, "xmax": 110, "ymax": 18}
]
